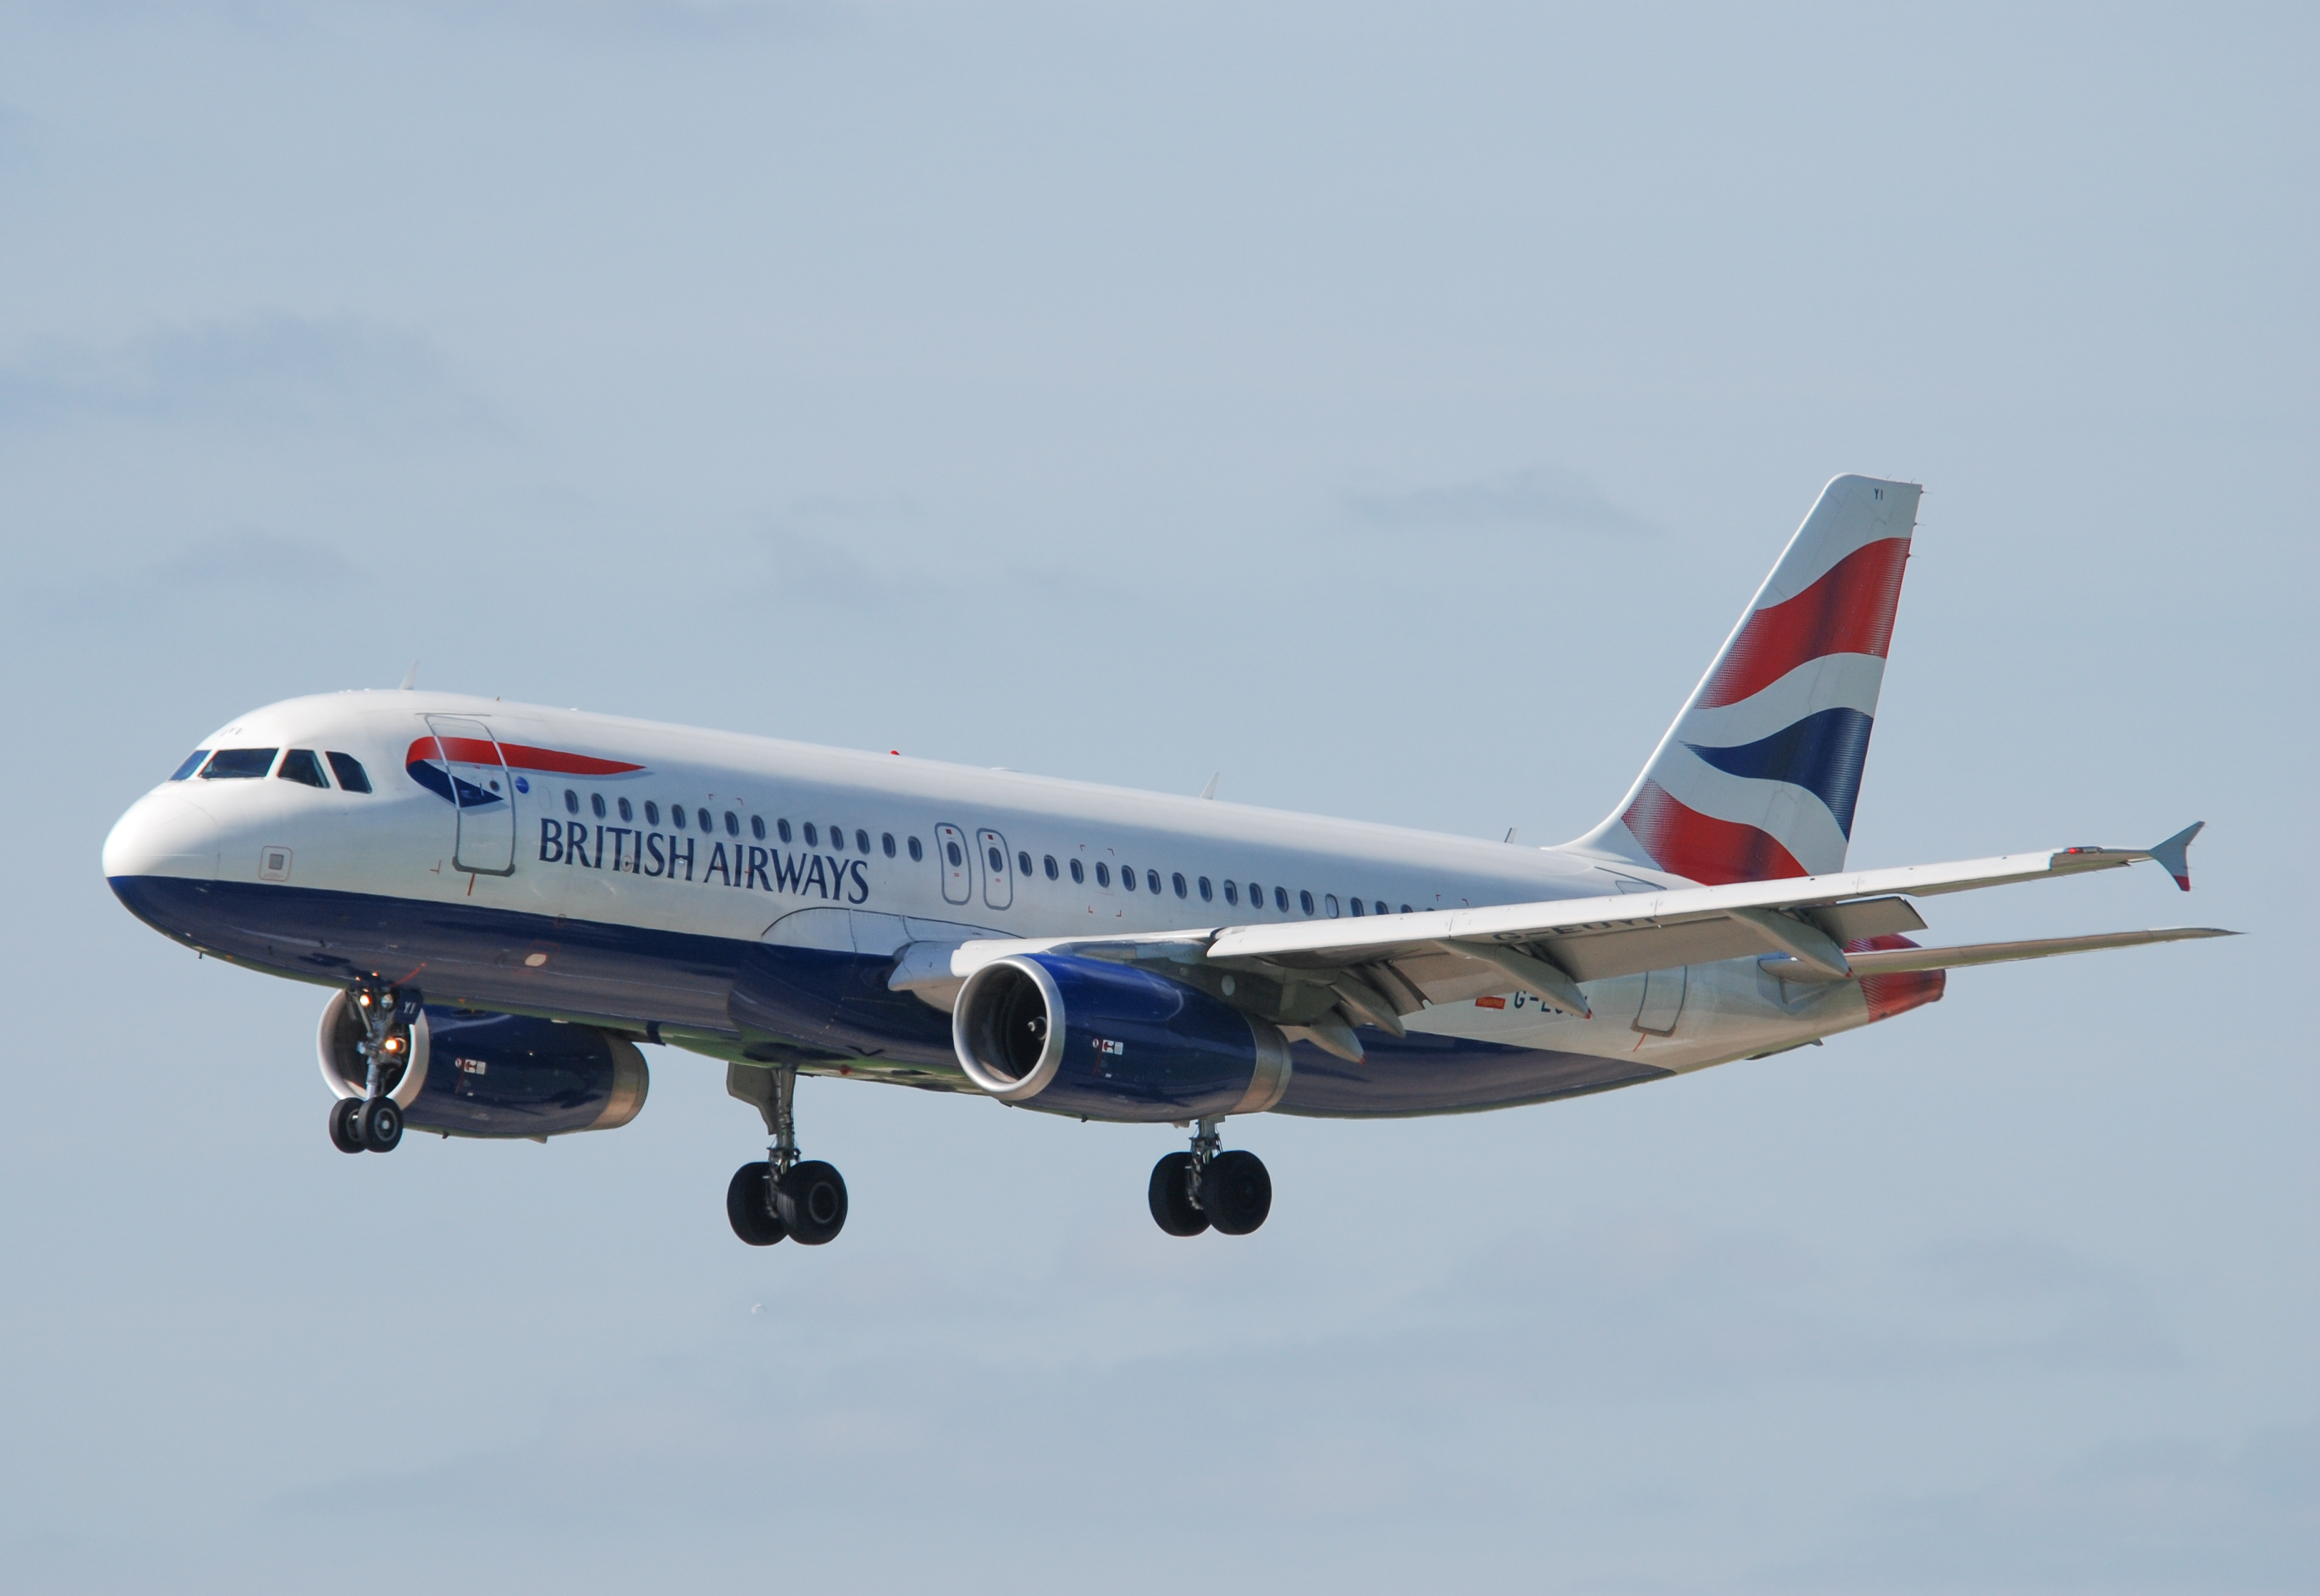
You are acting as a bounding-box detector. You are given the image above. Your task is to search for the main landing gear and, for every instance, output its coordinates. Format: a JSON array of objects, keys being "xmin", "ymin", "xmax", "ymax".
[
  {"xmin": 726, "ymin": 1064, "xmax": 849, "ymax": 1249},
  {"xmin": 1148, "ymin": 1118, "xmax": 1270, "ymax": 1238},
  {"xmin": 330, "ymin": 983, "xmax": 414, "ymax": 1155}
]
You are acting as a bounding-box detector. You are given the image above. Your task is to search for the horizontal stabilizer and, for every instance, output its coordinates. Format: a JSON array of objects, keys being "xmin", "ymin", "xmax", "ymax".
[{"xmin": 1760, "ymin": 926, "xmax": 2237, "ymax": 981}]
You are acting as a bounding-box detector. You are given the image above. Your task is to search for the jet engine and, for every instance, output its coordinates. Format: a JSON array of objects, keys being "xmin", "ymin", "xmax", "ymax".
[
  {"xmin": 319, "ymin": 993, "xmax": 649, "ymax": 1139},
  {"xmin": 952, "ymin": 953, "xmax": 1291, "ymax": 1122}
]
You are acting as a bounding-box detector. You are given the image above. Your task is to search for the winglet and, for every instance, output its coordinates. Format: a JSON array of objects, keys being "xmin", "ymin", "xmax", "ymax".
[
  {"xmin": 1198, "ymin": 773, "xmax": 1220, "ymax": 800},
  {"xmin": 2148, "ymin": 822, "xmax": 2204, "ymax": 892},
  {"xmin": 398, "ymin": 660, "xmax": 420, "ymax": 691}
]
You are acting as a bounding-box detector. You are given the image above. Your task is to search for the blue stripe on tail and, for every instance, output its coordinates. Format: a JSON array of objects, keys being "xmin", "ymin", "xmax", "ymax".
[{"xmin": 1685, "ymin": 706, "xmax": 1875, "ymax": 837}]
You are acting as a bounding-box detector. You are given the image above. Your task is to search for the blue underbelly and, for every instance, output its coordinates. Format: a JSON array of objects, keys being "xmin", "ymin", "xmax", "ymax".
[{"xmin": 107, "ymin": 875, "xmax": 1673, "ymax": 1116}]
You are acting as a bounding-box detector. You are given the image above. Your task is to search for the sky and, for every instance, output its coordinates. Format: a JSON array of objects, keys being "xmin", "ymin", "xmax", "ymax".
[{"xmin": 2, "ymin": 2, "xmax": 2314, "ymax": 1590}]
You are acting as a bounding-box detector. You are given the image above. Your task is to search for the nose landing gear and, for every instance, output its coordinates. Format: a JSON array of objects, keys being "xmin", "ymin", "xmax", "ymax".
[
  {"xmin": 726, "ymin": 1064, "xmax": 849, "ymax": 1249},
  {"xmin": 1148, "ymin": 1118, "xmax": 1271, "ymax": 1237},
  {"xmin": 329, "ymin": 983, "xmax": 417, "ymax": 1154}
]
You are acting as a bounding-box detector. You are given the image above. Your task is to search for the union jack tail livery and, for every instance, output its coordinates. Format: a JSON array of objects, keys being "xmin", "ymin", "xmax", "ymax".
[{"xmin": 1577, "ymin": 473, "xmax": 1920, "ymax": 885}]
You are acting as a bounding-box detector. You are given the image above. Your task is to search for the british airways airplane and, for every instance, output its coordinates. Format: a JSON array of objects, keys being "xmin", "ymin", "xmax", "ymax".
[{"xmin": 103, "ymin": 477, "xmax": 2228, "ymax": 1248}]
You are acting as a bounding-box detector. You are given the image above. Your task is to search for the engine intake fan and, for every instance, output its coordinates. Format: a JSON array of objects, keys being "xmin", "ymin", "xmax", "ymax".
[{"xmin": 953, "ymin": 954, "xmax": 1291, "ymax": 1122}]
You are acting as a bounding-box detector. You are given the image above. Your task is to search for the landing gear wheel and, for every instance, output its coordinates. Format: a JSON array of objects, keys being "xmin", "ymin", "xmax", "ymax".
[
  {"xmin": 357, "ymin": 1097, "xmax": 403, "ymax": 1153},
  {"xmin": 726, "ymin": 1161, "xmax": 787, "ymax": 1247},
  {"xmin": 1148, "ymin": 1151, "xmax": 1210, "ymax": 1237},
  {"xmin": 328, "ymin": 1098, "xmax": 365, "ymax": 1154},
  {"xmin": 1199, "ymin": 1149, "xmax": 1271, "ymax": 1235},
  {"xmin": 778, "ymin": 1160, "xmax": 849, "ymax": 1245}
]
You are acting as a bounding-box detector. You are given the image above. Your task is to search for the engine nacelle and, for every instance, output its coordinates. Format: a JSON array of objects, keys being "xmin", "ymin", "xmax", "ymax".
[
  {"xmin": 952, "ymin": 954, "xmax": 1291, "ymax": 1122},
  {"xmin": 319, "ymin": 993, "xmax": 649, "ymax": 1139}
]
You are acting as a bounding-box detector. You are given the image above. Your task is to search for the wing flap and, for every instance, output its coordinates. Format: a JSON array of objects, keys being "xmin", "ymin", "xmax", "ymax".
[{"xmin": 1761, "ymin": 926, "xmax": 2236, "ymax": 980}]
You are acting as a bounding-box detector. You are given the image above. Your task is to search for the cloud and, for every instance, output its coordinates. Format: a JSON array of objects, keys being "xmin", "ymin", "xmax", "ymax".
[
  {"xmin": 147, "ymin": 530, "xmax": 360, "ymax": 590},
  {"xmin": 1345, "ymin": 465, "xmax": 1656, "ymax": 536},
  {"xmin": 378, "ymin": 0, "xmax": 847, "ymax": 43},
  {"xmin": 1774, "ymin": 1423, "xmax": 2320, "ymax": 1592},
  {"xmin": 0, "ymin": 314, "xmax": 482, "ymax": 431}
]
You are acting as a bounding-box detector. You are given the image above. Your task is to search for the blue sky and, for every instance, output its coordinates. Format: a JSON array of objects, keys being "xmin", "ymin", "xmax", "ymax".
[{"xmin": 3, "ymin": 3, "xmax": 2313, "ymax": 1590}]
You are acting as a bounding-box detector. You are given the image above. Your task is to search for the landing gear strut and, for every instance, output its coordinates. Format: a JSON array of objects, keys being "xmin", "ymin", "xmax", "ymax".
[
  {"xmin": 1148, "ymin": 1117, "xmax": 1270, "ymax": 1237},
  {"xmin": 331, "ymin": 982, "xmax": 415, "ymax": 1154},
  {"xmin": 727, "ymin": 1064, "xmax": 849, "ymax": 1249}
]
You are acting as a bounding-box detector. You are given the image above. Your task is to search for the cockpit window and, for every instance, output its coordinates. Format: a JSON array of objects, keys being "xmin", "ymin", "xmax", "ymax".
[
  {"xmin": 326, "ymin": 753, "xmax": 373, "ymax": 793},
  {"xmin": 277, "ymin": 749, "xmax": 329, "ymax": 788},
  {"xmin": 201, "ymin": 749, "xmax": 278, "ymax": 780},
  {"xmin": 169, "ymin": 751, "xmax": 209, "ymax": 781}
]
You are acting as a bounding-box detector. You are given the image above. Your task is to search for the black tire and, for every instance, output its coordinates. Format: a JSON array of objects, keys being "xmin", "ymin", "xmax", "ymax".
[
  {"xmin": 328, "ymin": 1098, "xmax": 365, "ymax": 1154},
  {"xmin": 358, "ymin": 1097, "xmax": 403, "ymax": 1153},
  {"xmin": 1199, "ymin": 1149, "xmax": 1271, "ymax": 1235},
  {"xmin": 1148, "ymin": 1151, "xmax": 1209, "ymax": 1237},
  {"xmin": 778, "ymin": 1160, "xmax": 849, "ymax": 1246},
  {"xmin": 726, "ymin": 1162, "xmax": 787, "ymax": 1246}
]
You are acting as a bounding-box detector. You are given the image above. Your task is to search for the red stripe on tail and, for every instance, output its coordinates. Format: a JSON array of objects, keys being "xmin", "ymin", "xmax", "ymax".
[
  {"xmin": 1702, "ymin": 537, "xmax": 1911, "ymax": 707},
  {"xmin": 1620, "ymin": 780, "xmax": 1807, "ymax": 885}
]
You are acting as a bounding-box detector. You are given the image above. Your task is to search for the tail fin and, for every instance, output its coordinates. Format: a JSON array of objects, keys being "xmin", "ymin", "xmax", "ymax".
[{"xmin": 1572, "ymin": 474, "xmax": 1922, "ymax": 884}]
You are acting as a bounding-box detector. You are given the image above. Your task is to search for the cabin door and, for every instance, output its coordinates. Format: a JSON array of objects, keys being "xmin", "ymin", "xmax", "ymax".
[{"xmin": 425, "ymin": 716, "xmax": 517, "ymax": 876}]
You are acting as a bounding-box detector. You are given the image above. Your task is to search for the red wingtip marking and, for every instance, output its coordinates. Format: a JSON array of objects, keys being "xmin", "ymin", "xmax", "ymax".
[{"xmin": 2174, "ymin": 874, "xmax": 2192, "ymax": 892}]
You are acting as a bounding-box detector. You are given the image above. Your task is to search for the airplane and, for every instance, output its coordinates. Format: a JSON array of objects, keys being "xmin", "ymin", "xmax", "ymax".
[{"xmin": 102, "ymin": 475, "xmax": 2232, "ymax": 1248}]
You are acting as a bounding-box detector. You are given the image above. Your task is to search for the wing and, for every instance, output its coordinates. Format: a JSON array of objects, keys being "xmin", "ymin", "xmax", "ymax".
[{"xmin": 907, "ymin": 825, "xmax": 2225, "ymax": 1028}]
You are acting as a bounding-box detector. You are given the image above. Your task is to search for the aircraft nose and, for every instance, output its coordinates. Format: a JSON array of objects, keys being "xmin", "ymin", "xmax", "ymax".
[{"xmin": 103, "ymin": 790, "xmax": 221, "ymax": 884}]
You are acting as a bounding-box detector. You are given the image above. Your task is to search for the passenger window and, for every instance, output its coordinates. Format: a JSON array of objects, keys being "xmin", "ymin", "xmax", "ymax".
[
  {"xmin": 620, "ymin": 798, "xmax": 635, "ymax": 822},
  {"xmin": 857, "ymin": 830, "xmax": 870, "ymax": 853},
  {"xmin": 1070, "ymin": 858, "xmax": 1085, "ymax": 884},
  {"xmin": 778, "ymin": 819, "xmax": 793, "ymax": 843},
  {"xmin": 883, "ymin": 833, "xmax": 897, "ymax": 857},
  {"xmin": 201, "ymin": 749, "xmax": 277, "ymax": 780},
  {"xmin": 987, "ymin": 845, "xmax": 1005, "ymax": 873},
  {"xmin": 1096, "ymin": 862, "xmax": 1110, "ymax": 887},
  {"xmin": 1400, "ymin": 904, "xmax": 1413, "ymax": 914},
  {"xmin": 697, "ymin": 808, "xmax": 711, "ymax": 832},
  {"xmin": 1349, "ymin": 897, "xmax": 1364, "ymax": 916},
  {"xmin": 1301, "ymin": 890, "xmax": 1316, "ymax": 915},
  {"xmin": 1121, "ymin": 865, "xmax": 1136, "ymax": 892},
  {"xmin": 672, "ymin": 804, "xmax": 687, "ymax": 829},
  {"xmin": 1324, "ymin": 894, "xmax": 1339, "ymax": 917},
  {"xmin": 326, "ymin": 753, "xmax": 371, "ymax": 793},
  {"xmin": 1376, "ymin": 901, "xmax": 1389, "ymax": 917},
  {"xmin": 945, "ymin": 840, "xmax": 962, "ymax": 866},
  {"xmin": 804, "ymin": 823, "xmax": 819, "ymax": 846},
  {"xmin": 564, "ymin": 790, "xmax": 580, "ymax": 815},
  {"xmin": 1223, "ymin": 880, "xmax": 1238, "ymax": 906},
  {"xmin": 1247, "ymin": 882, "xmax": 1262, "ymax": 909},
  {"xmin": 276, "ymin": 749, "xmax": 328, "ymax": 788},
  {"xmin": 827, "ymin": 822, "xmax": 843, "ymax": 848},
  {"xmin": 592, "ymin": 793, "xmax": 608, "ymax": 819},
  {"xmin": 1017, "ymin": 850, "xmax": 1033, "ymax": 876},
  {"xmin": 644, "ymin": 801, "xmax": 660, "ymax": 827},
  {"xmin": 170, "ymin": 751, "xmax": 209, "ymax": 781},
  {"xmin": 1276, "ymin": 887, "xmax": 1290, "ymax": 912},
  {"xmin": 1194, "ymin": 875, "xmax": 1207, "ymax": 901},
  {"xmin": 725, "ymin": 812, "xmax": 739, "ymax": 836},
  {"xmin": 751, "ymin": 815, "xmax": 765, "ymax": 840},
  {"xmin": 1151, "ymin": 870, "xmax": 1164, "ymax": 895},
  {"xmin": 908, "ymin": 836, "xmax": 924, "ymax": 862},
  {"xmin": 1043, "ymin": 855, "xmax": 1059, "ymax": 880}
]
